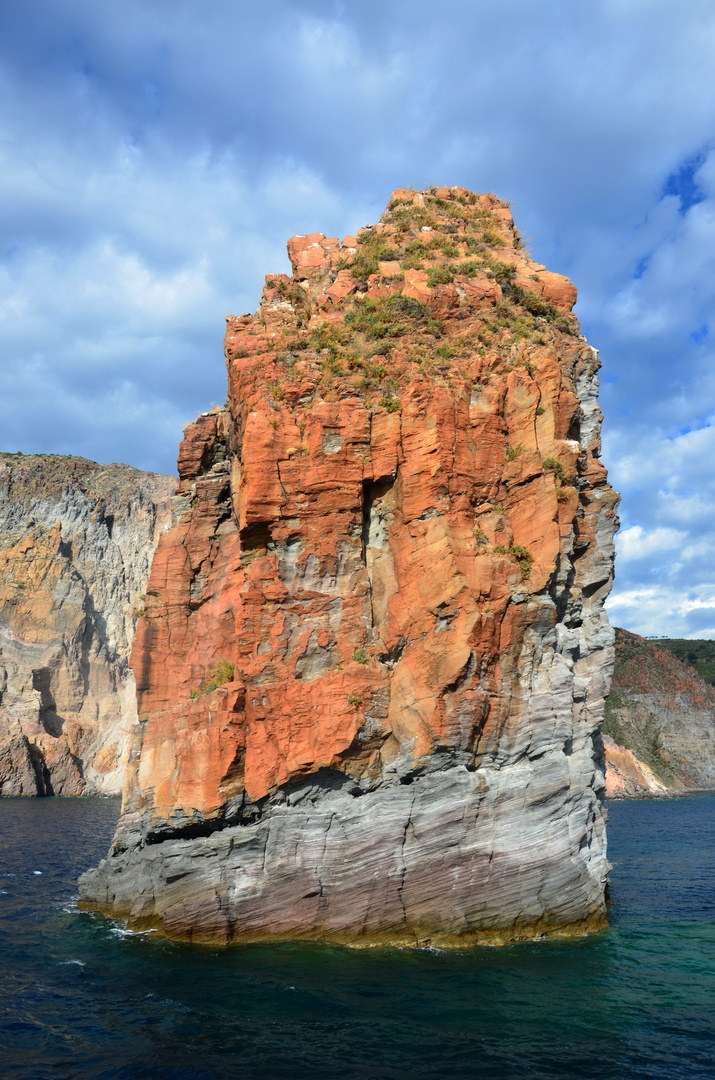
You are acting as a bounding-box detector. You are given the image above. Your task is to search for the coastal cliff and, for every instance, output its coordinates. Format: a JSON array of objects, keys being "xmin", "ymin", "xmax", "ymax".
[
  {"xmin": 79, "ymin": 187, "xmax": 619, "ymax": 945},
  {"xmin": 604, "ymin": 628, "xmax": 715, "ymax": 797},
  {"xmin": 0, "ymin": 454, "xmax": 175, "ymax": 795}
]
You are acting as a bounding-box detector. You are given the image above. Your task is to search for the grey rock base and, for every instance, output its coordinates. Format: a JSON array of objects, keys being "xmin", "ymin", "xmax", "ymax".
[{"xmin": 79, "ymin": 751, "xmax": 609, "ymax": 946}]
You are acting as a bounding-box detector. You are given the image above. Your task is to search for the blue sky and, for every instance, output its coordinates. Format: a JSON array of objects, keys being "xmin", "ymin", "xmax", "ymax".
[{"xmin": 1, "ymin": 0, "xmax": 715, "ymax": 638}]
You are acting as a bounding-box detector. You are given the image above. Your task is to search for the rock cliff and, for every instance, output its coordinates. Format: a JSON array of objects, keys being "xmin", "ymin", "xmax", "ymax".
[
  {"xmin": 0, "ymin": 454, "xmax": 175, "ymax": 795},
  {"xmin": 604, "ymin": 627, "xmax": 715, "ymax": 797},
  {"xmin": 79, "ymin": 187, "xmax": 619, "ymax": 946},
  {"xmin": 603, "ymin": 734, "xmax": 670, "ymax": 797}
]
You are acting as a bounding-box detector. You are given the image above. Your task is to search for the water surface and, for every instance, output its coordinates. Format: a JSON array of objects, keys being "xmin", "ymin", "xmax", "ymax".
[{"xmin": 1, "ymin": 795, "xmax": 713, "ymax": 1079}]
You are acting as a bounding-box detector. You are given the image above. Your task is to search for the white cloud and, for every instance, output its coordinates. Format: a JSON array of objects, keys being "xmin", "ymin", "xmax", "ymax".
[
  {"xmin": 607, "ymin": 582, "xmax": 715, "ymax": 638},
  {"xmin": 616, "ymin": 526, "xmax": 686, "ymax": 562},
  {"xmin": 1, "ymin": 1, "xmax": 715, "ymax": 635}
]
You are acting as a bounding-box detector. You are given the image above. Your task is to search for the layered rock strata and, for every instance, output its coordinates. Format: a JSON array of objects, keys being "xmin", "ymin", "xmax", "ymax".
[
  {"xmin": 604, "ymin": 627, "xmax": 715, "ymax": 796},
  {"xmin": 0, "ymin": 454, "xmax": 175, "ymax": 795},
  {"xmin": 80, "ymin": 187, "xmax": 619, "ymax": 945}
]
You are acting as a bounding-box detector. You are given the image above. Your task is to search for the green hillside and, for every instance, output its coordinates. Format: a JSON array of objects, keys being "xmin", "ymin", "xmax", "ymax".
[{"xmin": 649, "ymin": 637, "xmax": 715, "ymax": 687}]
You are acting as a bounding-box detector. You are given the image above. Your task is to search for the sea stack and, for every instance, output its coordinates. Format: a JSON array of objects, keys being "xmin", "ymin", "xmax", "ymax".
[{"xmin": 79, "ymin": 187, "xmax": 619, "ymax": 945}]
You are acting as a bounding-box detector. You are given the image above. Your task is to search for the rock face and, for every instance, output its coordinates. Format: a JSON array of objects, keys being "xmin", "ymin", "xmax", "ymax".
[
  {"xmin": 0, "ymin": 454, "xmax": 175, "ymax": 795},
  {"xmin": 603, "ymin": 627, "xmax": 715, "ymax": 796},
  {"xmin": 603, "ymin": 734, "xmax": 669, "ymax": 797},
  {"xmin": 79, "ymin": 187, "xmax": 619, "ymax": 946}
]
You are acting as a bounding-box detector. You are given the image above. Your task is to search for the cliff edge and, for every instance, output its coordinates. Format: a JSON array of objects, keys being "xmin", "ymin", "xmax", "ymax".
[
  {"xmin": 0, "ymin": 454, "xmax": 175, "ymax": 795},
  {"xmin": 79, "ymin": 187, "xmax": 619, "ymax": 945}
]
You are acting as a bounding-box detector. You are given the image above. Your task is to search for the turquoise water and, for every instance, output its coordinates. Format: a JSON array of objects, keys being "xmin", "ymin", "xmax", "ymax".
[{"xmin": 1, "ymin": 795, "xmax": 714, "ymax": 1079}]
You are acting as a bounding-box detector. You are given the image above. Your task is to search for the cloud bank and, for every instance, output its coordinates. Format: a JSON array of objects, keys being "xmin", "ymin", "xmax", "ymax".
[{"xmin": 1, "ymin": 0, "xmax": 715, "ymax": 636}]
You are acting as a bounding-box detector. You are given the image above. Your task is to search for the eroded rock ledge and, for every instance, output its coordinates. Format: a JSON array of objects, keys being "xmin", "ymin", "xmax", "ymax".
[{"xmin": 80, "ymin": 187, "xmax": 619, "ymax": 945}]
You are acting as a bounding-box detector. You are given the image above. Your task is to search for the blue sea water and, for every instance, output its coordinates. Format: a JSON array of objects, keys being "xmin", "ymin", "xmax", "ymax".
[{"xmin": 1, "ymin": 796, "xmax": 714, "ymax": 1080}]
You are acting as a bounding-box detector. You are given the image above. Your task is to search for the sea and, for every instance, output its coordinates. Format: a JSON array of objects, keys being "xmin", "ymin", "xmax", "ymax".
[{"xmin": 1, "ymin": 795, "xmax": 714, "ymax": 1080}]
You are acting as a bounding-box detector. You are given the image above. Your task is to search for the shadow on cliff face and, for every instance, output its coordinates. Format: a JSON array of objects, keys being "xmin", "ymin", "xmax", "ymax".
[
  {"xmin": 32, "ymin": 666, "xmax": 62, "ymax": 737},
  {"xmin": 27, "ymin": 740, "xmax": 55, "ymax": 795}
]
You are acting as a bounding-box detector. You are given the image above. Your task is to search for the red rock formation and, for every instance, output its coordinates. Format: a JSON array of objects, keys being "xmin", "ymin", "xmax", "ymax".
[{"xmin": 80, "ymin": 188, "xmax": 619, "ymax": 946}]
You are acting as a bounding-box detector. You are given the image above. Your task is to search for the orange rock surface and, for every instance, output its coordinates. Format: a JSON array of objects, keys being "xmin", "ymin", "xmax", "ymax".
[
  {"xmin": 603, "ymin": 735, "xmax": 669, "ymax": 797},
  {"xmin": 81, "ymin": 188, "xmax": 619, "ymax": 946}
]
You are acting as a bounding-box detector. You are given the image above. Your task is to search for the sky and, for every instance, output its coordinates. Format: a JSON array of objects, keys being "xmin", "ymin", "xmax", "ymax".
[{"xmin": 1, "ymin": 0, "xmax": 714, "ymax": 639}]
